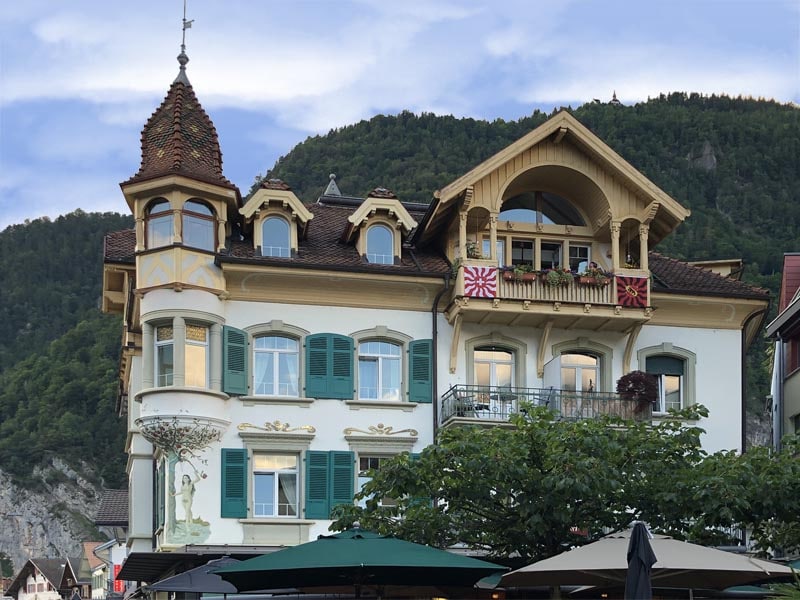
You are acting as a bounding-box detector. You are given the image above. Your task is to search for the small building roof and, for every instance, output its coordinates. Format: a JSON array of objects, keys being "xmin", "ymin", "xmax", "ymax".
[
  {"xmin": 95, "ymin": 489, "xmax": 129, "ymax": 527},
  {"xmin": 649, "ymin": 253, "xmax": 769, "ymax": 300}
]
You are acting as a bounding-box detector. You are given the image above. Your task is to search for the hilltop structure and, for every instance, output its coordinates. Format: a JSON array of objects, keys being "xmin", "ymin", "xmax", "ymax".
[{"xmin": 102, "ymin": 47, "xmax": 769, "ymax": 589}]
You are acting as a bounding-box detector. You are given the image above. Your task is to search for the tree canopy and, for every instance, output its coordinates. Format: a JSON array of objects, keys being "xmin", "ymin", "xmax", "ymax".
[{"xmin": 332, "ymin": 407, "xmax": 800, "ymax": 562}]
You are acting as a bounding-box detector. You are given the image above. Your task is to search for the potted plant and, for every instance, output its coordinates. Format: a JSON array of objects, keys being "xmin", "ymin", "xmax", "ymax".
[
  {"xmin": 616, "ymin": 370, "xmax": 658, "ymax": 413},
  {"xmin": 578, "ymin": 264, "xmax": 611, "ymax": 286},
  {"xmin": 544, "ymin": 267, "xmax": 573, "ymax": 286},
  {"xmin": 504, "ymin": 264, "xmax": 536, "ymax": 281},
  {"xmin": 465, "ymin": 241, "xmax": 482, "ymax": 259}
]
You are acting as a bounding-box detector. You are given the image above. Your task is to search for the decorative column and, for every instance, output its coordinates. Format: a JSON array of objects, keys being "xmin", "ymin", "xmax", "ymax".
[
  {"xmin": 142, "ymin": 322, "xmax": 154, "ymax": 389},
  {"xmin": 173, "ymin": 316, "xmax": 186, "ymax": 387},
  {"xmin": 209, "ymin": 324, "xmax": 222, "ymax": 392},
  {"xmin": 217, "ymin": 218, "xmax": 227, "ymax": 253},
  {"xmin": 458, "ymin": 212, "xmax": 467, "ymax": 259},
  {"xmin": 135, "ymin": 216, "xmax": 145, "ymax": 252},
  {"xmin": 489, "ymin": 215, "xmax": 498, "ymax": 262},
  {"xmin": 173, "ymin": 209, "xmax": 182, "ymax": 244},
  {"xmin": 638, "ymin": 223, "xmax": 650, "ymax": 271},
  {"xmin": 610, "ymin": 221, "xmax": 621, "ymax": 270}
]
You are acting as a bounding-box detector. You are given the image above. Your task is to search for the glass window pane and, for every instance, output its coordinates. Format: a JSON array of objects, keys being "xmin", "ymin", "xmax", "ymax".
[
  {"xmin": 262, "ymin": 218, "xmax": 290, "ymax": 258},
  {"xmin": 148, "ymin": 214, "xmax": 173, "ymax": 248},
  {"xmin": 569, "ymin": 245, "xmax": 591, "ymax": 272},
  {"xmin": 156, "ymin": 343, "xmax": 173, "ymax": 386},
  {"xmin": 359, "ymin": 358, "xmax": 378, "ymax": 399},
  {"xmin": 381, "ymin": 357, "xmax": 400, "ymax": 401},
  {"xmin": 254, "ymin": 473, "xmax": 274, "ymax": 517},
  {"xmin": 562, "ymin": 353, "xmax": 597, "ymax": 366},
  {"xmin": 184, "ymin": 200, "xmax": 212, "ymax": 216},
  {"xmin": 475, "ymin": 362, "xmax": 490, "ymax": 387},
  {"xmin": 254, "ymin": 352, "xmax": 274, "ymax": 395},
  {"xmin": 581, "ymin": 369, "xmax": 597, "ymax": 393},
  {"xmin": 495, "ymin": 364, "xmax": 512, "ymax": 388},
  {"xmin": 366, "ymin": 225, "xmax": 394, "ymax": 264},
  {"xmin": 156, "ymin": 326, "xmax": 173, "ymax": 342},
  {"xmin": 185, "ymin": 343, "xmax": 207, "ymax": 387},
  {"xmin": 664, "ymin": 375, "xmax": 681, "ymax": 411},
  {"xmin": 278, "ymin": 353, "xmax": 299, "ymax": 396},
  {"xmin": 511, "ymin": 240, "xmax": 534, "ymax": 266},
  {"xmin": 185, "ymin": 324, "xmax": 207, "ymax": 342},
  {"xmin": 561, "ymin": 367, "xmax": 576, "ymax": 391},
  {"xmin": 541, "ymin": 242, "xmax": 562, "ymax": 269},
  {"xmin": 183, "ymin": 214, "xmax": 214, "ymax": 251}
]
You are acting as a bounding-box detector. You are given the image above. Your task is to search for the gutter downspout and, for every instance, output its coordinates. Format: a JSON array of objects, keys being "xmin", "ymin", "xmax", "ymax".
[
  {"xmin": 741, "ymin": 307, "xmax": 768, "ymax": 453},
  {"xmin": 92, "ymin": 539, "xmax": 118, "ymax": 599},
  {"xmin": 431, "ymin": 271, "xmax": 451, "ymax": 442},
  {"xmin": 774, "ymin": 334, "xmax": 784, "ymax": 452}
]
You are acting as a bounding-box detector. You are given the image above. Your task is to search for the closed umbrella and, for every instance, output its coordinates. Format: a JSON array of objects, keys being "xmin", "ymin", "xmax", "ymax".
[
  {"xmin": 215, "ymin": 527, "xmax": 507, "ymax": 597},
  {"xmin": 146, "ymin": 557, "xmax": 240, "ymax": 595},
  {"xmin": 624, "ymin": 522, "xmax": 657, "ymax": 599},
  {"xmin": 501, "ymin": 529, "xmax": 793, "ymax": 591}
]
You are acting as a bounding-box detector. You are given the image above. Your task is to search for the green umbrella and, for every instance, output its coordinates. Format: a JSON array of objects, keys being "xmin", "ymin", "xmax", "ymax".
[{"xmin": 215, "ymin": 527, "xmax": 507, "ymax": 597}]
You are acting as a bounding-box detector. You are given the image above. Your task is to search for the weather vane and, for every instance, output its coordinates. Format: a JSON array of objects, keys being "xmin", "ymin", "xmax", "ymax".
[{"xmin": 181, "ymin": 0, "xmax": 194, "ymax": 52}]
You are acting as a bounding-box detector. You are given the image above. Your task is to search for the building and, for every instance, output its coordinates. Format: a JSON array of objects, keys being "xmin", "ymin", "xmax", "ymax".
[
  {"xmin": 5, "ymin": 559, "xmax": 79, "ymax": 600},
  {"xmin": 766, "ymin": 253, "xmax": 800, "ymax": 450},
  {"xmin": 102, "ymin": 49, "xmax": 768, "ymax": 585}
]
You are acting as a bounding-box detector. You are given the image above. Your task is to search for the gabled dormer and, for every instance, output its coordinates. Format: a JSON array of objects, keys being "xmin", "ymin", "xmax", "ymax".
[
  {"xmin": 342, "ymin": 187, "xmax": 417, "ymax": 265},
  {"xmin": 239, "ymin": 178, "xmax": 313, "ymax": 258}
]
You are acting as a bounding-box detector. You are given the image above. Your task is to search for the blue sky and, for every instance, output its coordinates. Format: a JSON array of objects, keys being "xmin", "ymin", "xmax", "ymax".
[{"xmin": 1, "ymin": 0, "xmax": 798, "ymax": 230}]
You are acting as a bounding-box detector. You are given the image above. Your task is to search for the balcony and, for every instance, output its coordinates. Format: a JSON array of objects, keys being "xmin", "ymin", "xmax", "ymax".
[
  {"xmin": 440, "ymin": 384, "xmax": 652, "ymax": 426},
  {"xmin": 449, "ymin": 261, "xmax": 652, "ymax": 332}
]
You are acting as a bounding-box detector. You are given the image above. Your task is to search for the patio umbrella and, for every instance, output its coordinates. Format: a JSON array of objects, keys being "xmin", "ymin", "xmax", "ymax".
[
  {"xmin": 145, "ymin": 557, "xmax": 241, "ymax": 595},
  {"xmin": 624, "ymin": 522, "xmax": 656, "ymax": 600},
  {"xmin": 500, "ymin": 529, "xmax": 793, "ymax": 591},
  {"xmin": 214, "ymin": 527, "xmax": 507, "ymax": 597}
]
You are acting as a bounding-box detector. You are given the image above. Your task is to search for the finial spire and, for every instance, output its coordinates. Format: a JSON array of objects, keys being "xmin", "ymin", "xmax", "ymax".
[{"xmin": 174, "ymin": 0, "xmax": 194, "ymax": 84}]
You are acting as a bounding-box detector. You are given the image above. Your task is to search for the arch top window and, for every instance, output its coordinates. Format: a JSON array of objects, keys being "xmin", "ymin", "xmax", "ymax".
[
  {"xmin": 366, "ymin": 225, "xmax": 394, "ymax": 264},
  {"xmin": 182, "ymin": 199, "xmax": 216, "ymax": 251},
  {"xmin": 499, "ymin": 191, "xmax": 585, "ymax": 227},
  {"xmin": 358, "ymin": 340, "xmax": 401, "ymax": 401},
  {"xmin": 146, "ymin": 198, "xmax": 174, "ymax": 249},
  {"xmin": 262, "ymin": 217, "xmax": 291, "ymax": 258}
]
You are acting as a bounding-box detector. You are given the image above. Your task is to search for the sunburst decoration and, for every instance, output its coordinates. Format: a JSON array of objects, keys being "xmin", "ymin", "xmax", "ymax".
[
  {"xmin": 238, "ymin": 420, "xmax": 316, "ymax": 434},
  {"xmin": 343, "ymin": 423, "xmax": 419, "ymax": 437}
]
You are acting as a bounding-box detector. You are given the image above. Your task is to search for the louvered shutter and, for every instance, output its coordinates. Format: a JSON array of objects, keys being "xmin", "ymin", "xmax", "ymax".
[
  {"xmin": 408, "ymin": 339, "xmax": 433, "ymax": 403},
  {"xmin": 329, "ymin": 334, "xmax": 354, "ymax": 400},
  {"xmin": 222, "ymin": 326, "xmax": 248, "ymax": 395},
  {"xmin": 330, "ymin": 451, "xmax": 355, "ymax": 510},
  {"xmin": 221, "ymin": 448, "xmax": 247, "ymax": 518},
  {"xmin": 304, "ymin": 450, "xmax": 330, "ymax": 518},
  {"xmin": 305, "ymin": 334, "xmax": 330, "ymax": 398}
]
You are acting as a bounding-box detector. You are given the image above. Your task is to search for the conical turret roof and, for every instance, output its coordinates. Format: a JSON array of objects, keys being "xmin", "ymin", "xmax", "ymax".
[{"xmin": 123, "ymin": 58, "xmax": 236, "ymax": 190}]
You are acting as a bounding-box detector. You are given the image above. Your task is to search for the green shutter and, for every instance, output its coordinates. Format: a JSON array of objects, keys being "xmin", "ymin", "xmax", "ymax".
[
  {"xmin": 222, "ymin": 326, "xmax": 248, "ymax": 395},
  {"xmin": 305, "ymin": 334, "xmax": 330, "ymax": 398},
  {"xmin": 408, "ymin": 339, "xmax": 433, "ymax": 403},
  {"xmin": 329, "ymin": 335, "xmax": 354, "ymax": 400},
  {"xmin": 221, "ymin": 448, "xmax": 248, "ymax": 518},
  {"xmin": 305, "ymin": 450, "xmax": 330, "ymax": 518},
  {"xmin": 330, "ymin": 451, "xmax": 355, "ymax": 510},
  {"xmin": 646, "ymin": 356, "xmax": 684, "ymax": 376}
]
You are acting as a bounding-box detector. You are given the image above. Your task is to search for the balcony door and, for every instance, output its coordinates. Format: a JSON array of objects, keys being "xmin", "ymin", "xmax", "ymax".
[
  {"xmin": 560, "ymin": 353, "xmax": 598, "ymax": 393},
  {"xmin": 474, "ymin": 346, "xmax": 514, "ymax": 390}
]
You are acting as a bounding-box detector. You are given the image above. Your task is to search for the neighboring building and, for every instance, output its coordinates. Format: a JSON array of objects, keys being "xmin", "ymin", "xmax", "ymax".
[
  {"xmin": 5, "ymin": 559, "xmax": 78, "ymax": 600},
  {"xmin": 91, "ymin": 491, "xmax": 129, "ymax": 600},
  {"xmin": 766, "ymin": 252, "xmax": 800, "ymax": 449},
  {"xmin": 103, "ymin": 49, "xmax": 769, "ymax": 584}
]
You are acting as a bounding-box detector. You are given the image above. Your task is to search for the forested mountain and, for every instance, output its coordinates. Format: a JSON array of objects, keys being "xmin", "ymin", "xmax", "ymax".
[{"xmin": 0, "ymin": 94, "xmax": 794, "ymax": 568}]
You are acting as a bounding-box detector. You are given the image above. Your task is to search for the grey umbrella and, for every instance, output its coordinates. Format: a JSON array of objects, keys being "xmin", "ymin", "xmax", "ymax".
[
  {"xmin": 624, "ymin": 522, "xmax": 657, "ymax": 599},
  {"xmin": 145, "ymin": 557, "xmax": 240, "ymax": 595}
]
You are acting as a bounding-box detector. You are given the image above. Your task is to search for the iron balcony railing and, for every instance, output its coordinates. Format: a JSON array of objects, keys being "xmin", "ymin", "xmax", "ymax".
[{"xmin": 440, "ymin": 384, "xmax": 653, "ymax": 424}]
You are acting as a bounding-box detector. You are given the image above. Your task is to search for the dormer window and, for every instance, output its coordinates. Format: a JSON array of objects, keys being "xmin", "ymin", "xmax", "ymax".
[
  {"xmin": 146, "ymin": 199, "xmax": 173, "ymax": 248},
  {"xmin": 366, "ymin": 224, "xmax": 394, "ymax": 264},
  {"xmin": 262, "ymin": 216, "xmax": 291, "ymax": 257},
  {"xmin": 182, "ymin": 200, "xmax": 215, "ymax": 251}
]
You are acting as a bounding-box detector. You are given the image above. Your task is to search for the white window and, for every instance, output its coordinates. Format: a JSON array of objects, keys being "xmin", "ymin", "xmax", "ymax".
[
  {"xmin": 482, "ymin": 238, "xmax": 505, "ymax": 267},
  {"xmin": 645, "ymin": 355, "xmax": 685, "ymax": 412},
  {"xmin": 182, "ymin": 200, "xmax": 215, "ymax": 251},
  {"xmin": 185, "ymin": 324, "xmax": 209, "ymax": 387},
  {"xmin": 474, "ymin": 346, "xmax": 514, "ymax": 389},
  {"xmin": 357, "ymin": 455, "xmax": 396, "ymax": 508},
  {"xmin": 358, "ymin": 340, "xmax": 401, "ymax": 401},
  {"xmin": 146, "ymin": 199, "xmax": 173, "ymax": 249},
  {"xmin": 253, "ymin": 335, "xmax": 299, "ymax": 396},
  {"xmin": 253, "ymin": 453, "xmax": 298, "ymax": 517},
  {"xmin": 366, "ymin": 225, "xmax": 394, "ymax": 264},
  {"xmin": 155, "ymin": 325, "xmax": 174, "ymax": 387},
  {"xmin": 569, "ymin": 244, "xmax": 591, "ymax": 273},
  {"xmin": 541, "ymin": 241, "xmax": 563, "ymax": 270},
  {"xmin": 560, "ymin": 353, "xmax": 598, "ymax": 393},
  {"xmin": 262, "ymin": 216, "xmax": 291, "ymax": 258}
]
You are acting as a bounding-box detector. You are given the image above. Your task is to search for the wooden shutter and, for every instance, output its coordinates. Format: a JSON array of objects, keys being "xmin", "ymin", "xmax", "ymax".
[
  {"xmin": 221, "ymin": 448, "xmax": 248, "ymax": 518},
  {"xmin": 330, "ymin": 451, "xmax": 355, "ymax": 510},
  {"xmin": 222, "ymin": 326, "xmax": 248, "ymax": 395},
  {"xmin": 329, "ymin": 334, "xmax": 354, "ymax": 400},
  {"xmin": 304, "ymin": 450, "xmax": 330, "ymax": 518},
  {"xmin": 305, "ymin": 334, "xmax": 330, "ymax": 398},
  {"xmin": 408, "ymin": 339, "xmax": 433, "ymax": 403}
]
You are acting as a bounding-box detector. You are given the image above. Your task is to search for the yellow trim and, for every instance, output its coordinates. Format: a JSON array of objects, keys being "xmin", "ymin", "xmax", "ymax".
[
  {"xmin": 649, "ymin": 293, "xmax": 768, "ymax": 330},
  {"xmin": 239, "ymin": 188, "xmax": 313, "ymax": 223},
  {"xmin": 348, "ymin": 197, "xmax": 417, "ymax": 233}
]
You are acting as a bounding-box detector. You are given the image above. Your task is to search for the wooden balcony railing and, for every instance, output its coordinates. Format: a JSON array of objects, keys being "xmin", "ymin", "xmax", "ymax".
[{"xmin": 440, "ymin": 384, "xmax": 652, "ymax": 424}]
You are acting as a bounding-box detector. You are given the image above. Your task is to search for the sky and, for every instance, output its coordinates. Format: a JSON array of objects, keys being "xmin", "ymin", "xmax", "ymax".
[{"xmin": 0, "ymin": 0, "xmax": 798, "ymax": 231}]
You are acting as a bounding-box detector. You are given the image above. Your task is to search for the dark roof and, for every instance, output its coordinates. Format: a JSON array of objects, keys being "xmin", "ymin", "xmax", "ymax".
[
  {"xmin": 259, "ymin": 178, "xmax": 292, "ymax": 191},
  {"xmin": 220, "ymin": 200, "xmax": 450, "ymax": 275},
  {"xmin": 649, "ymin": 252, "xmax": 769, "ymax": 300},
  {"xmin": 104, "ymin": 230, "xmax": 135, "ymax": 264},
  {"xmin": 95, "ymin": 489, "xmax": 129, "ymax": 526},
  {"xmin": 7, "ymin": 559, "xmax": 72, "ymax": 596},
  {"xmin": 121, "ymin": 80, "xmax": 236, "ymax": 191},
  {"xmin": 118, "ymin": 551, "xmax": 264, "ymax": 583}
]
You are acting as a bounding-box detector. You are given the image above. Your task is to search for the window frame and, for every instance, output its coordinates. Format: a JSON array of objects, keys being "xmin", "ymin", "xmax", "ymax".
[
  {"xmin": 252, "ymin": 452, "xmax": 300, "ymax": 518},
  {"xmin": 357, "ymin": 339, "xmax": 402, "ymax": 402},
  {"xmin": 350, "ymin": 327, "xmax": 412, "ymax": 403},
  {"xmin": 245, "ymin": 321, "xmax": 309, "ymax": 398},
  {"xmin": 154, "ymin": 325, "xmax": 174, "ymax": 387},
  {"xmin": 145, "ymin": 198, "xmax": 174, "ymax": 249},
  {"xmin": 261, "ymin": 215, "xmax": 291, "ymax": 258},
  {"xmin": 365, "ymin": 223, "xmax": 395, "ymax": 265},
  {"xmin": 184, "ymin": 323, "xmax": 210, "ymax": 388},
  {"xmin": 552, "ymin": 338, "xmax": 613, "ymax": 393},
  {"xmin": 252, "ymin": 334, "xmax": 301, "ymax": 397},
  {"xmin": 638, "ymin": 343, "xmax": 697, "ymax": 412},
  {"xmin": 181, "ymin": 199, "xmax": 216, "ymax": 252},
  {"xmin": 465, "ymin": 333, "xmax": 527, "ymax": 389}
]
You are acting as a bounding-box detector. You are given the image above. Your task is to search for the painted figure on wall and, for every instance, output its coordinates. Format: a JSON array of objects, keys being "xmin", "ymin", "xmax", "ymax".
[
  {"xmin": 173, "ymin": 471, "xmax": 203, "ymax": 525},
  {"xmin": 167, "ymin": 456, "xmax": 211, "ymax": 544}
]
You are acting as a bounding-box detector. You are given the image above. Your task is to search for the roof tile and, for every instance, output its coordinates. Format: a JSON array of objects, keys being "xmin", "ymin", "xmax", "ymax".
[
  {"xmin": 649, "ymin": 252, "xmax": 768, "ymax": 300},
  {"xmin": 95, "ymin": 489, "xmax": 128, "ymax": 526}
]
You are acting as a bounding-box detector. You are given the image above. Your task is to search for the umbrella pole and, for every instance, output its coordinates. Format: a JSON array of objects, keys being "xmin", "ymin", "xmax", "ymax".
[{"xmin": 549, "ymin": 585, "xmax": 562, "ymax": 599}]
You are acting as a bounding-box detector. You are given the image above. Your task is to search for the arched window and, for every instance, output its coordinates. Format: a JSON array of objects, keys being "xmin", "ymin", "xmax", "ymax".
[
  {"xmin": 262, "ymin": 217, "xmax": 291, "ymax": 258},
  {"xmin": 474, "ymin": 345, "xmax": 514, "ymax": 389},
  {"xmin": 560, "ymin": 353, "xmax": 599, "ymax": 393},
  {"xmin": 253, "ymin": 335, "xmax": 299, "ymax": 396},
  {"xmin": 358, "ymin": 340, "xmax": 401, "ymax": 401},
  {"xmin": 182, "ymin": 200, "xmax": 215, "ymax": 251},
  {"xmin": 366, "ymin": 225, "xmax": 394, "ymax": 264},
  {"xmin": 499, "ymin": 191, "xmax": 585, "ymax": 226},
  {"xmin": 638, "ymin": 344, "xmax": 697, "ymax": 412},
  {"xmin": 146, "ymin": 199, "xmax": 173, "ymax": 248}
]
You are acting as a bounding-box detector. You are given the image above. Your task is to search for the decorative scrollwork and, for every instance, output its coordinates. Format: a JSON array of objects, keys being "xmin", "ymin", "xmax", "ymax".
[
  {"xmin": 135, "ymin": 416, "xmax": 224, "ymax": 458},
  {"xmin": 238, "ymin": 421, "xmax": 316, "ymax": 434},
  {"xmin": 343, "ymin": 423, "xmax": 419, "ymax": 437}
]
